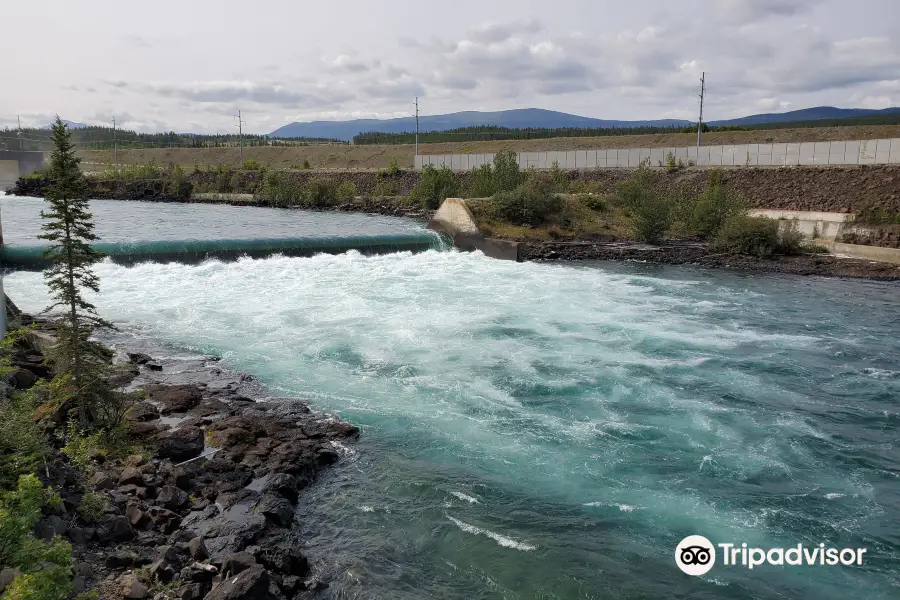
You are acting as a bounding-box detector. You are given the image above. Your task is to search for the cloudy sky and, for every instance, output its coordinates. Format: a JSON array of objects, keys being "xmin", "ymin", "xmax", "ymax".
[{"xmin": 2, "ymin": 0, "xmax": 898, "ymax": 134}]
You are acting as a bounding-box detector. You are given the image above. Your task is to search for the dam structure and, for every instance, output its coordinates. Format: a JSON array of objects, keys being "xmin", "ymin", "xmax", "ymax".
[{"xmin": 0, "ymin": 194, "xmax": 449, "ymax": 331}]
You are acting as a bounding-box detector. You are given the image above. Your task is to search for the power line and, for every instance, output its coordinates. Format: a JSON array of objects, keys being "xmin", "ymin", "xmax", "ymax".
[
  {"xmin": 112, "ymin": 116, "xmax": 118, "ymax": 170},
  {"xmin": 697, "ymin": 72, "xmax": 706, "ymax": 149},
  {"xmin": 234, "ymin": 110, "xmax": 246, "ymax": 165}
]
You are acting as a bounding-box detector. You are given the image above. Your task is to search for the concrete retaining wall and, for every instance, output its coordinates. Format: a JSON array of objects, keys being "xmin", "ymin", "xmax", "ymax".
[
  {"xmin": 816, "ymin": 241, "xmax": 900, "ymax": 265},
  {"xmin": 749, "ymin": 209, "xmax": 892, "ymax": 247},
  {"xmin": 415, "ymin": 138, "xmax": 900, "ymax": 171},
  {"xmin": 0, "ymin": 151, "xmax": 47, "ymax": 189},
  {"xmin": 750, "ymin": 209, "xmax": 856, "ymax": 242},
  {"xmin": 428, "ymin": 198, "xmax": 520, "ymax": 261}
]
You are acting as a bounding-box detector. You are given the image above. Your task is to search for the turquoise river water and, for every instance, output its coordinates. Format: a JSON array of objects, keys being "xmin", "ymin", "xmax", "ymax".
[{"xmin": 2, "ymin": 196, "xmax": 898, "ymax": 599}]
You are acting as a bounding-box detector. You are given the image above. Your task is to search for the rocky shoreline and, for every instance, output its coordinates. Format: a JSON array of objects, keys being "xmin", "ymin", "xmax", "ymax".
[
  {"xmin": 18, "ymin": 330, "xmax": 359, "ymax": 600},
  {"xmin": 519, "ymin": 240, "xmax": 900, "ymax": 280}
]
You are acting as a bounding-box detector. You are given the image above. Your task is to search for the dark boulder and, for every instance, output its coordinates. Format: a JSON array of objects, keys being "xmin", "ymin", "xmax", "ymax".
[
  {"xmin": 260, "ymin": 473, "xmax": 299, "ymax": 504},
  {"xmin": 119, "ymin": 484, "xmax": 150, "ymax": 499},
  {"xmin": 127, "ymin": 352, "xmax": 153, "ymax": 365},
  {"xmin": 118, "ymin": 574, "xmax": 150, "ymax": 599},
  {"xmin": 157, "ymin": 426, "xmax": 204, "ymax": 462},
  {"xmin": 210, "ymin": 427, "xmax": 255, "ymax": 449},
  {"xmin": 126, "ymin": 503, "xmax": 150, "ymax": 528},
  {"xmin": 88, "ymin": 471, "xmax": 115, "ymax": 490},
  {"xmin": 178, "ymin": 583, "xmax": 205, "ymax": 600},
  {"xmin": 6, "ymin": 367, "xmax": 37, "ymax": 390},
  {"xmin": 254, "ymin": 542, "xmax": 310, "ymax": 577},
  {"xmin": 204, "ymin": 564, "xmax": 280, "ymax": 600},
  {"xmin": 67, "ymin": 526, "xmax": 89, "ymax": 545},
  {"xmin": 97, "ymin": 515, "xmax": 135, "ymax": 543},
  {"xmin": 128, "ymin": 421, "xmax": 164, "ymax": 438},
  {"xmin": 221, "ymin": 551, "xmax": 258, "ymax": 578},
  {"xmin": 128, "ymin": 401, "xmax": 159, "ymax": 422},
  {"xmin": 156, "ymin": 484, "xmax": 189, "ymax": 510},
  {"xmin": 147, "ymin": 384, "xmax": 202, "ymax": 413},
  {"xmin": 148, "ymin": 546, "xmax": 180, "ymax": 583},
  {"xmin": 118, "ymin": 467, "xmax": 145, "ymax": 486},
  {"xmin": 147, "ymin": 506, "xmax": 182, "ymax": 534},
  {"xmin": 255, "ymin": 494, "xmax": 294, "ymax": 528},
  {"xmin": 188, "ymin": 536, "xmax": 210, "ymax": 561},
  {"xmin": 105, "ymin": 549, "xmax": 138, "ymax": 568}
]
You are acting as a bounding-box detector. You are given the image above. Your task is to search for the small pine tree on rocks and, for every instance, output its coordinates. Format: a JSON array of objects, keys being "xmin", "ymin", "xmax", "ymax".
[{"xmin": 39, "ymin": 116, "xmax": 114, "ymax": 425}]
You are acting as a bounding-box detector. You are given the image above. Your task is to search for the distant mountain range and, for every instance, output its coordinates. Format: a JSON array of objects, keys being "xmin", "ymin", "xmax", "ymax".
[
  {"xmin": 268, "ymin": 106, "xmax": 900, "ymax": 141},
  {"xmin": 714, "ymin": 106, "xmax": 900, "ymax": 126},
  {"xmin": 40, "ymin": 120, "xmax": 89, "ymax": 129}
]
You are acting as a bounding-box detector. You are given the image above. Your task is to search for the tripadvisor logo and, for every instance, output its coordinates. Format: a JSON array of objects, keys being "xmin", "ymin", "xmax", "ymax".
[{"xmin": 675, "ymin": 536, "xmax": 867, "ymax": 576}]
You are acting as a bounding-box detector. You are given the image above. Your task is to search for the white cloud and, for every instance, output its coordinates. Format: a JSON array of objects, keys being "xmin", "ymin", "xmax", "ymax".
[{"xmin": 1, "ymin": 0, "xmax": 897, "ymax": 133}]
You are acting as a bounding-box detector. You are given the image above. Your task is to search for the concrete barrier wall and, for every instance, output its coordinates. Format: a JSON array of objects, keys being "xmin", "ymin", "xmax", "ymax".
[
  {"xmin": 415, "ymin": 138, "xmax": 900, "ymax": 171},
  {"xmin": 0, "ymin": 151, "xmax": 47, "ymax": 189},
  {"xmin": 749, "ymin": 209, "xmax": 856, "ymax": 242},
  {"xmin": 817, "ymin": 241, "xmax": 900, "ymax": 265}
]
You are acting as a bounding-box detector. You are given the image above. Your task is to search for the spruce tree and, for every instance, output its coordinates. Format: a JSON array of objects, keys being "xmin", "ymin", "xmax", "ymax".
[{"xmin": 39, "ymin": 116, "xmax": 112, "ymax": 425}]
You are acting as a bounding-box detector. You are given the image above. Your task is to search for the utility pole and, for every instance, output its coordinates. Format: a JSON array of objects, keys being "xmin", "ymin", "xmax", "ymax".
[
  {"xmin": 112, "ymin": 116, "xmax": 119, "ymax": 170},
  {"xmin": 235, "ymin": 110, "xmax": 246, "ymax": 166},
  {"xmin": 414, "ymin": 97, "xmax": 420, "ymax": 157},
  {"xmin": 697, "ymin": 72, "xmax": 706, "ymax": 149},
  {"xmin": 17, "ymin": 115, "xmax": 22, "ymax": 151}
]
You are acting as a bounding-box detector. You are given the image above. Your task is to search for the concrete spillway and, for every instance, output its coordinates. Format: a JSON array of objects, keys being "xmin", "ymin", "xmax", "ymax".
[
  {"xmin": 0, "ymin": 234, "xmax": 446, "ymax": 271},
  {"xmin": 0, "ymin": 195, "xmax": 449, "ymax": 272}
]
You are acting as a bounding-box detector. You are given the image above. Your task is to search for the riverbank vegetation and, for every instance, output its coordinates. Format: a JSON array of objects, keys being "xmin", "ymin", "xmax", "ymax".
[
  {"xmin": 0, "ymin": 118, "xmax": 143, "ymax": 599},
  {"xmin": 458, "ymin": 153, "xmax": 808, "ymax": 257}
]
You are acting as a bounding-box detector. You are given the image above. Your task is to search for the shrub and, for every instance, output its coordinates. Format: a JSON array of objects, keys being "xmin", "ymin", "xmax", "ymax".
[
  {"xmin": 408, "ymin": 165, "xmax": 459, "ymax": 210},
  {"xmin": 615, "ymin": 166, "xmax": 672, "ymax": 244},
  {"xmin": 166, "ymin": 164, "xmax": 188, "ymax": 198},
  {"xmin": 467, "ymin": 163, "xmax": 496, "ymax": 198},
  {"xmin": 712, "ymin": 215, "xmax": 780, "ymax": 257},
  {"xmin": 664, "ymin": 152, "xmax": 687, "ymax": 172},
  {"xmin": 778, "ymin": 218, "xmax": 804, "ymax": 255},
  {"xmin": 335, "ymin": 181, "xmax": 357, "ymax": 203},
  {"xmin": 385, "ymin": 158, "xmax": 401, "ymax": 177},
  {"xmin": 581, "ymin": 194, "xmax": 607, "ymax": 213},
  {"xmin": 487, "ymin": 175, "xmax": 563, "ymax": 227},
  {"xmin": 492, "ymin": 150, "xmax": 521, "ymax": 193},
  {"xmin": 214, "ymin": 167, "xmax": 234, "ymax": 193},
  {"xmin": 242, "ymin": 159, "xmax": 262, "ymax": 170},
  {"xmin": 303, "ymin": 178, "xmax": 338, "ymax": 208},
  {"xmin": 76, "ymin": 490, "xmax": 107, "ymax": 524},
  {"xmin": 0, "ymin": 475, "xmax": 75, "ymax": 600},
  {"xmin": 61, "ymin": 421, "xmax": 104, "ymax": 478},
  {"xmin": 256, "ymin": 171, "xmax": 303, "ymax": 206},
  {"xmin": 546, "ymin": 161, "xmax": 569, "ymax": 192},
  {"xmin": 0, "ymin": 392, "xmax": 45, "ymax": 491},
  {"xmin": 691, "ymin": 170, "xmax": 748, "ymax": 238},
  {"xmin": 302, "ymin": 159, "xmax": 311, "ymax": 170}
]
